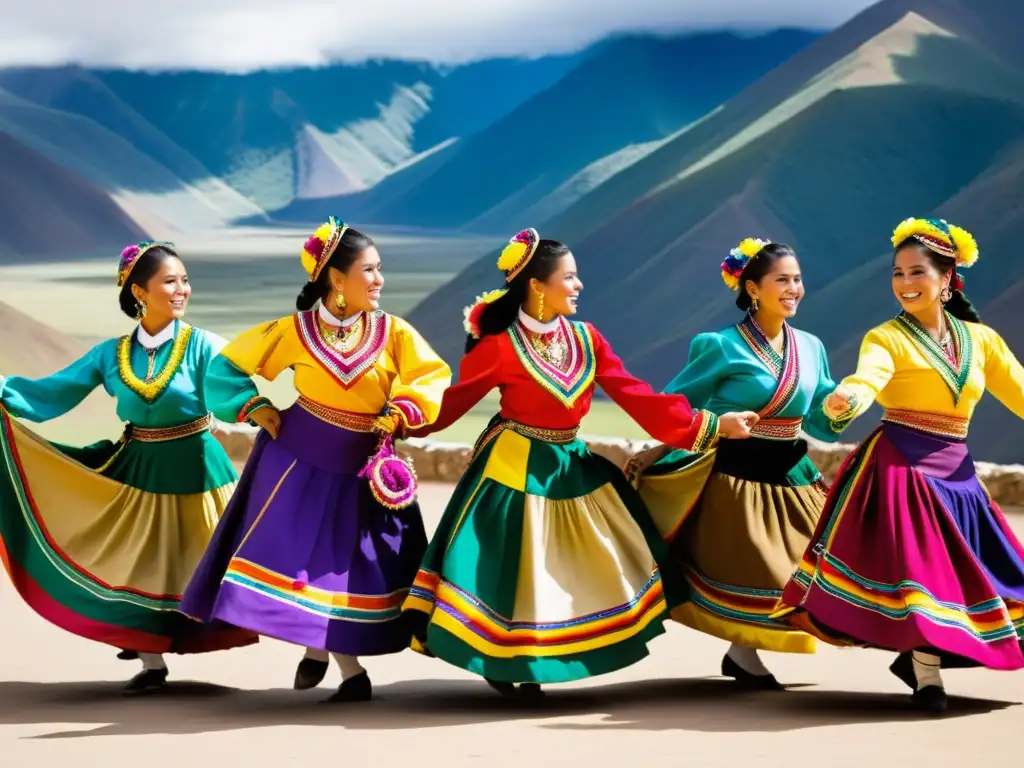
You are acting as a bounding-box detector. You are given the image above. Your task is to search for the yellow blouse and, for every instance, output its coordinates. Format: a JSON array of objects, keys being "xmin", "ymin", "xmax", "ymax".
[
  {"xmin": 828, "ymin": 313, "xmax": 1024, "ymax": 429},
  {"xmin": 213, "ymin": 308, "xmax": 451, "ymax": 432}
]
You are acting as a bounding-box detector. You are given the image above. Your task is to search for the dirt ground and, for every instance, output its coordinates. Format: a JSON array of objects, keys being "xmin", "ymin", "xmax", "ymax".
[{"xmin": 1, "ymin": 483, "xmax": 1021, "ymax": 767}]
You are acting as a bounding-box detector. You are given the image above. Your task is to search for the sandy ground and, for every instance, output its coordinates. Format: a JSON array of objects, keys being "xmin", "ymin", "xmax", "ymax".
[{"xmin": 1, "ymin": 483, "xmax": 1022, "ymax": 767}]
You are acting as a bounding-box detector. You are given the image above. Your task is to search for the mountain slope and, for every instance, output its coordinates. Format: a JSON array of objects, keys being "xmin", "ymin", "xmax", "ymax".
[
  {"xmin": 0, "ymin": 130, "xmax": 147, "ymax": 262},
  {"xmin": 89, "ymin": 55, "xmax": 581, "ymax": 212},
  {"xmin": 272, "ymin": 30, "xmax": 821, "ymax": 231},
  {"xmin": 0, "ymin": 87, "xmax": 264, "ymax": 231}
]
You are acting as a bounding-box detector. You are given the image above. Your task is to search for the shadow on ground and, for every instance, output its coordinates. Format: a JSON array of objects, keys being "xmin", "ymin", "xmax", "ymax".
[{"xmin": 0, "ymin": 676, "xmax": 1016, "ymax": 739}]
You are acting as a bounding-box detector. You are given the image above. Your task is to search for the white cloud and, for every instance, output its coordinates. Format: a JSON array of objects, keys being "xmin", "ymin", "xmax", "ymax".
[{"xmin": 0, "ymin": 0, "xmax": 877, "ymax": 71}]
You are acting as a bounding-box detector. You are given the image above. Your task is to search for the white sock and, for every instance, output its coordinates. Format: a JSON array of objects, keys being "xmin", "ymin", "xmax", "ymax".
[
  {"xmin": 912, "ymin": 650, "xmax": 943, "ymax": 689},
  {"xmin": 331, "ymin": 653, "xmax": 365, "ymax": 681},
  {"xmin": 139, "ymin": 652, "xmax": 167, "ymax": 671},
  {"xmin": 727, "ymin": 643, "xmax": 771, "ymax": 676},
  {"xmin": 303, "ymin": 647, "xmax": 329, "ymax": 663}
]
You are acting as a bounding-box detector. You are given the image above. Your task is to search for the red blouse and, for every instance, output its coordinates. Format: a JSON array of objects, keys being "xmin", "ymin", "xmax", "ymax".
[{"xmin": 409, "ymin": 318, "xmax": 719, "ymax": 452}]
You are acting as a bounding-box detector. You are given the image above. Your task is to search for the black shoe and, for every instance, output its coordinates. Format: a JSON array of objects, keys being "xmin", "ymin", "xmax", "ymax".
[
  {"xmin": 889, "ymin": 652, "xmax": 917, "ymax": 691},
  {"xmin": 721, "ymin": 654, "xmax": 783, "ymax": 690},
  {"xmin": 517, "ymin": 682, "xmax": 546, "ymax": 701},
  {"xmin": 912, "ymin": 685, "xmax": 948, "ymax": 714},
  {"xmin": 324, "ymin": 671, "xmax": 372, "ymax": 703},
  {"xmin": 117, "ymin": 649, "xmax": 139, "ymax": 661},
  {"xmin": 121, "ymin": 668, "xmax": 168, "ymax": 695},
  {"xmin": 294, "ymin": 658, "xmax": 329, "ymax": 690},
  {"xmin": 485, "ymin": 677, "xmax": 519, "ymax": 697}
]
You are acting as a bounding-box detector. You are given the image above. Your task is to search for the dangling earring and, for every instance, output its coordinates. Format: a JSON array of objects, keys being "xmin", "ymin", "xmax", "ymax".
[
  {"xmin": 940, "ymin": 286, "xmax": 951, "ymax": 303},
  {"xmin": 335, "ymin": 292, "xmax": 346, "ymax": 311},
  {"xmin": 750, "ymin": 297, "xmax": 759, "ymax": 313},
  {"xmin": 136, "ymin": 299, "xmax": 147, "ymax": 319},
  {"xmin": 535, "ymin": 288, "xmax": 546, "ymax": 323}
]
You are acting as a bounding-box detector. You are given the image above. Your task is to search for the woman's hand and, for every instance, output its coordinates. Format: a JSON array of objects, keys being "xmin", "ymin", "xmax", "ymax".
[
  {"xmin": 623, "ymin": 443, "xmax": 670, "ymax": 483},
  {"xmin": 823, "ymin": 389, "xmax": 852, "ymax": 419},
  {"xmin": 718, "ymin": 411, "xmax": 759, "ymax": 439},
  {"xmin": 249, "ymin": 406, "xmax": 281, "ymax": 439}
]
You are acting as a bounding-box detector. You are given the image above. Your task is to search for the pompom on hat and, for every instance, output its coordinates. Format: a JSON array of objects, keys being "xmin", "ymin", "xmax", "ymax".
[
  {"xmin": 116, "ymin": 240, "xmax": 174, "ymax": 288},
  {"xmin": 891, "ymin": 216, "xmax": 978, "ymax": 290},
  {"xmin": 720, "ymin": 237, "xmax": 770, "ymax": 291},
  {"xmin": 496, "ymin": 227, "xmax": 540, "ymax": 283},
  {"xmin": 301, "ymin": 216, "xmax": 349, "ymax": 282},
  {"xmin": 461, "ymin": 227, "xmax": 541, "ymax": 338}
]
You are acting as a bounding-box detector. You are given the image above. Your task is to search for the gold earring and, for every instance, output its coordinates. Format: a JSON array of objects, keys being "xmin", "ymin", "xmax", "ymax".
[
  {"xmin": 751, "ymin": 297, "xmax": 759, "ymax": 313},
  {"xmin": 335, "ymin": 292, "xmax": 346, "ymax": 311},
  {"xmin": 941, "ymin": 286, "xmax": 951, "ymax": 303},
  {"xmin": 536, "ymin": 290, "xmax": 545, "ymax": 323},
  {"xmin": 136, "ymin": 299, "xmax": 147, "ymax": 319}
]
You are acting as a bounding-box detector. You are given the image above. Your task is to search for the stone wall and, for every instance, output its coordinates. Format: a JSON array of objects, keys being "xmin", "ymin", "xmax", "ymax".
[{"xmin": 211, "ymin": 422, "xmax": 1024, "ymax": 507}]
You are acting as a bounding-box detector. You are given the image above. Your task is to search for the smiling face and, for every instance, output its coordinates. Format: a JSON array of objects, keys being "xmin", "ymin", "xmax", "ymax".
[
  {"xmin": 745, "ymin": 254, "xmax": 804, "ymax": 319},
  {"xmin": 132, "ymin": 255, "xmax": 190, "ymax": 323},
  {"xmin": 331, "ymin": 245, "xmax": 384, "ymax": 313},
  {"xmin": 892, "ymin": 244, "xmax": 950, "ymax": 314},
  {"xmin": 533, "ymin": 252, "xmax": 583, "ymax": 317}
]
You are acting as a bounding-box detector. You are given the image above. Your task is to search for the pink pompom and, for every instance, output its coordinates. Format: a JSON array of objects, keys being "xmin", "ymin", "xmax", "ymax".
[{"xmin": 304, "ymin": 235, "xmax": 325, "ymax": 260}]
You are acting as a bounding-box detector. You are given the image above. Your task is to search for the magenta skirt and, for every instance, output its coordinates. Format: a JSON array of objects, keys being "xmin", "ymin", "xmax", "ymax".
[{"xmin": 774, "ymin": 421, "xmax": 1024, "ymax": 671}]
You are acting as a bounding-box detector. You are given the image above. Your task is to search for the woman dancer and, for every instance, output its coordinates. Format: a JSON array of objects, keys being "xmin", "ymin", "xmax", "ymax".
[
  {"xmin": 625, "ymin": 239, "xmax": 842, "ymax": 689},
  {"xmin": 400, "ymin": 228, "xmax": 759, "ymax": 699},
  {"xmin": 180, "ymin": 218, "xmax": 451, "ymax": 703},
  {"xmin": 0, "ymin": 241, "xmax": 258, "ymax": 694},
  {"xmin": 772, "ymin": 217, "xmax": 1024, "ymax": 713}
]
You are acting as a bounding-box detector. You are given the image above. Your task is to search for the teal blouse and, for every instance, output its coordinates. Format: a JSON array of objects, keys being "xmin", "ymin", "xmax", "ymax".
[
  {"xmin": 664, "ymin": 316, "xmax": 841, "ymax": 443},
  {"xmin": 0, "ymin": 320, "xmax": 241, "ymax": 428}
]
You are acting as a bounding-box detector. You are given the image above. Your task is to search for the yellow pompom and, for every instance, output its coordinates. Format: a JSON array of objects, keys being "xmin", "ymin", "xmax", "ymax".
[
  {"xmin": 947, "ymin": 225, "xmax": 979, "ymax": 267},
  {"xmin": 497, "ymin": 242, "xmax": 527, "ymax": 272},
  {"xmin": 890, "ymin": 217, "xmax": 918, "ymax": 249},
  {"xmin": 479, "ymin": 288, "xmax": 508, "ymax": 305},
  {"xmin": 737, "ymin": 237, "xmax": 767, "ymax": 258},
  {"xmin": 721, "ymin": 269, "xmax": 740, "ymax": 291}
]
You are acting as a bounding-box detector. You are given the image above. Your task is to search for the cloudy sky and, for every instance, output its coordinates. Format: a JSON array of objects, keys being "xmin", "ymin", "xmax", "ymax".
[{"xmin": 0, "ymin": 0, "xmax": 878, "ymax": 71}]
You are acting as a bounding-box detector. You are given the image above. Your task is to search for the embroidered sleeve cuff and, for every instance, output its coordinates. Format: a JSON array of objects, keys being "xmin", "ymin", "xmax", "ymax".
[
  {"xmin": 690, "ymin": 409, "xmax": 720, "ymax": 453},
  {"xmin": 239, "ymin": 395, "xmax": 273, "ymax": 424},
  {"xmin": 391, "ymin": 397, "xmax": 426, "ymax": 428},
  {"xmin": 388, "ymin": 397, "xmax": 426, "ymax": 439}
]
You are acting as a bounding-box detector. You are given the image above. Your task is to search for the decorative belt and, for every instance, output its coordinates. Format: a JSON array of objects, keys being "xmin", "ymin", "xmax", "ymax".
[
  {"xmin": 126, "ymin": 413, "xmax": 211, "ymax": 443},
  {"xmin": 296, "ymin": 395, "xmax": 377, "ymax": 433},
  {"xmin": 506, "ymin": 421, "xmax": 580, "ymax": 444},
  {"xmin": 882, "ymin": 408, "xmax": 969, "ymax": 440},
  {"xmin": 750, "ymin": 416, "xmax": 803, "ymax": 441},
  {"xmin": 472, "ymin": 418, "xmax": 580, "ymax": 458}
]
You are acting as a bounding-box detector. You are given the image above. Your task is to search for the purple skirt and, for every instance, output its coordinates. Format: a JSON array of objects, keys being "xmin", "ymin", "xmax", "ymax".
[
  {"xmin": 775, "ymin": 422, "xmax": 1024, "ymax": 670},
  {"xmin": 180, "ymin": 403, "xmax": 427, "ymax": 655}
]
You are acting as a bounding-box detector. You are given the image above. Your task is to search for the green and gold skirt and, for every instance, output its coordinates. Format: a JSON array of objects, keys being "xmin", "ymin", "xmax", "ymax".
[
  {"xmin": 402, "ymin": 417, "xmax": 688, "ymax": 684},
  {"xmin": 638, "ymin": 434, "xmax": 826, "ymax": 654},
  {"xmin": 0, "ymin": 408, "xmax": 257, "ymax": 654}
]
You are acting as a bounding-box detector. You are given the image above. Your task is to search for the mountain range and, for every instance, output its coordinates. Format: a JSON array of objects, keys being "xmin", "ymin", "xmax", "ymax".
[
  {"xmin": 404, "ymin": 0, "xmax": 1024, "ymax": 463},
  {"xmin": 2, "ymin": 0, "xmax": 1023, "ymax": 461}
]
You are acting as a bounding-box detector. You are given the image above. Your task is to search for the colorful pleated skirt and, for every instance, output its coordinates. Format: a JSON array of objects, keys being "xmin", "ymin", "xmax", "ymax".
[
  {"xmin": 0, "ymin": 407, "xmax": 256, "ymax": 654},
  {"xmin": 180, "ymin": 398, "xmax": 428, "ymax": 656},
  {"xmin": 402, "ymin": 417, "xmax": 687, "ymax": 685},
  {"xmin": 773, "ymin": 416, "xmax": 1024, "ymax": 671},
  {"xmin": 637, "ymin": 431, "xmax": 825, "ymax": 654}
]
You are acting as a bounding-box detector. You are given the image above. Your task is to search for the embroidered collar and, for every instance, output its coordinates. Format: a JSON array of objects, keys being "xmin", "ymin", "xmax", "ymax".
[
  {"xmin": 296, "ymin": 309, "xmax": 389, "ymax": 389},
  {"xmin": 318, "ymin": 303, "xmax": 363, "ymax": 329},
  {"xmin": 736, "ymin": 314, "xmax": 801, "ymax": 419},
  {"xmin": 517, "ymin": 308, "xmax": 559, "ymax": 335},
  {"xmin": 136, "ymin": 321, "xmax": 176, "ymax": 350},
  {"xmin": 894, "ymin": 311, "xmax": 973, "ymax": 404},
  {"xmin": 508, "ymin": 317, "xmax": 595, "ymax": 408}
]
